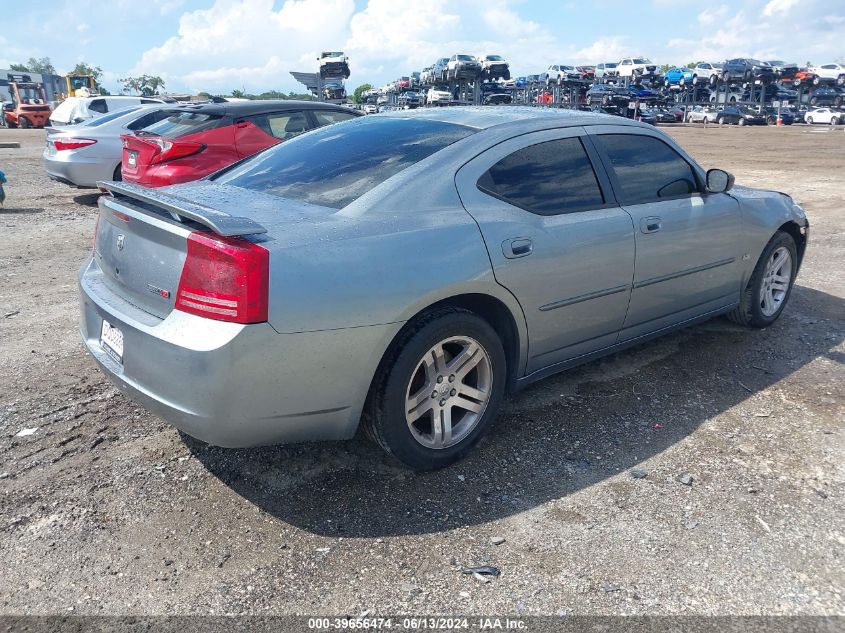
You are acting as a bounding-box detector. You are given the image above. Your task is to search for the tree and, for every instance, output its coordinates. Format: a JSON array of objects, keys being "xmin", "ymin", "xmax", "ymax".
[
  {"xmin": 659, "ymin": 63, "xmax": 672, "ymax": 73},
  {"xmin": 352, "ymin": 83, "xmax": 372, "ymax": 104},
  {"xmin": 686, "ymin": 62, "xmax": 697, "ymax": 69},
  {"xmin": 71, "ymin": 62, "xmax": 103, "ymax": 85},
  {"xmin": 230, "ymin": 89, "xmax": 246, "ymax": 98},
  {"xmin": 27, "ymin": 57, "xmax": 56, "ymax": 75},
  {"xmin": 120, "ymin": 75, "xmax": 166, "ymax": 96},
  {"xmin": 9, "ymin": 63, "xmax": 29, "ymax": 72}
]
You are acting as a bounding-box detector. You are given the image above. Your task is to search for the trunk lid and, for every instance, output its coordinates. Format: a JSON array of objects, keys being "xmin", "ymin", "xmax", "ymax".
[{"xmin": 93, "ymin": 182, "xmax": 267, "ymax": 320}]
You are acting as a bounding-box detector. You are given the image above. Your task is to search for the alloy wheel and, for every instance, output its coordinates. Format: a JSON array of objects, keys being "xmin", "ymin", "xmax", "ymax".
[
  {"xmin": 404, "ymin": 336, "xmax": 492, "ymax": 450},
  {"xmin": 759, "ymin": 246, "xmax": 792, "ymax": 317}
]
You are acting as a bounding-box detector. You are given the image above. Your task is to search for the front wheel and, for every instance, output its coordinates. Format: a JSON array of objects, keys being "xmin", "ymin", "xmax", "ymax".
[
  {"xmin": 19, "ymin": 117, "xmax": 30, "ymax": 129},
  {"xmin": 363, "ymin": 308, "xmax": 506, "ymax": 470},
  {"xmin": 727, "ymin": 231, "xmax": 798, "ymax": 328},
  {"xmin": 738, "ymin": 117, "xmax": 746, "ymax": 126}
]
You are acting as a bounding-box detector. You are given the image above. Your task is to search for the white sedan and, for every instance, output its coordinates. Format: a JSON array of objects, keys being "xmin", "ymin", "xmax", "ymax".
[
  {"xmin": 810, "ymin": 64, "xmax": 845, "ymax": 85},
  {"xmin": 804, "ymin": 108, "xmax": 842, "ymax": 125},
  {"xmin": 426, "ymin": 88, "xmax": 452, "ymax": 105}
]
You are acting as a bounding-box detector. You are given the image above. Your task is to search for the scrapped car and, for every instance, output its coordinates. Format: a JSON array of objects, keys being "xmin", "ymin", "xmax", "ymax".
[
  {"xmin": 648, "ymin": 108, "xmax": 677, "ymax": 123},
  {"xmin": 120, "ymin": 101, "xmax": 360, "ymax": 187},
  {"xmin": 691, "ymin": 62, "xmax": 723, "ymax": 85},
  {"xmin": 803, "ymin": 107, "xmax": 842, "ymax": 125},
  {"xmin": 318, "ymin": 51, "xmax": 350, "ymax": 79},
  {"xmin": 763, "ymin": 107, "xmax": 795, "ymax": 125},
  {"xmin": 50, "ymin": 95, "xmax": 166, "ymax": 126},
  {"xmin": 721, "ymin": 59, "xmax": 775, "ymax": 83},
  {"xmin": 710, "ymin": 84, "xmax": 744, "ymax": 104},
  {"xmin": 432, "ymin": 58, "xmax": 450, "ymax": 83},
  {"xmin": 586, "ymin": 84, "xmax": 632, "ymax": 104},
  {"xmin": 594, "ymin": 62, "xmax": 619, "ymax": 78},
  {"xmin": 420, "ymin": 67, "xmax": 434, "ymax": 85},
  {"xmin": 481, "ymin": 83, "xmax": 512, "ymax": 105},
  {"xmin": 809, "ymin": 64, "xmax": 845, "ymax": 85},
  {"xmin": 716, "ymin": 106, "xmax": 767, "ymax": 125},
  {"xmin": 447, "ymin": 55, "xmax": 482, "ymax": 80},
  {"xmin": 363, "ymin": 104, "xmax": 378, "ymax": 115},
  {"xmin": 43, "ymin": 106, "xmax": 172, "ymax": 188},
  {"xmin": 546, "ymin": 64, "xmax": 581, "ymax": 84},
  {"xmin": 322, "ymin": 82, "xmax": 346, "ymax": 101},
  {"xmin": 398, "ymin": 91, "xmax": 422, "ymax": 108},
  {"xmin": 791, "ymin": 69, "xmax": 818, "ymax": 86},
  {"xmin": 481, "ymin": 55, "xmax": 510, "ymax": 80},
  {"xmin": 617, "ymin": 58, "xmax": 658, "ymax": 78},
  {"xmin": 807, "ymin": 87, "xmax": 843, "ymax": 107},
  {"xmin": 664, "ymin": 67, "xmax": 694, "ymax": 86},
  {"xmin": 426, "ymin": 87, "xmax": 452, "ymax": 105},
  {"xmin": 576, "ymin": 66, "xmax": 596, "ymax": 79},
  {"xmin": 764, "ymin": 61, "xmax": 798, "ymax": 79},
  {"xmin": 80, "ymin": 108, "xmax": 809, "ymax": 470},
  {"xmin": 685, "ymin": 105, "xmax": 721, "ymax": 123}
]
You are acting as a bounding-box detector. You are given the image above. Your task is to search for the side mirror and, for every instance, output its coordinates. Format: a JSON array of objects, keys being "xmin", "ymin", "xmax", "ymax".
[{"xmin": 706, "ymin": 168, "xmax": 735, "ymax": 193}]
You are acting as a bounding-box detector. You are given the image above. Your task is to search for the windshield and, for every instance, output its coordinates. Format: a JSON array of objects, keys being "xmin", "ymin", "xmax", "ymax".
[
  {"xmin": 321, "ymin": 52, "xmax": 343, "ymax": 57},
  {"xmin": 485, "ymin": 55, "xmax": 503, "ymax": 61},
  {"xmin": 604, "ymin": 63, "xmax": 617, "ymax": 68},
  {"xmin": 79, "ymin": 106, "xmax": 142, "ymax": 127},
  {"xmin": 16, "ymin": 86, "xmax": 44, "ymax": 103},
  {"xmin": 213, "ymin": 117, "xmax": 476, "ymax": 209},
  {"xmin": 633, "ymin": 58, "xmax": 650, "ymax": 64},
  {"xmin": 457, "ymin": 55, "xmax": 475, "ymax": 61}
]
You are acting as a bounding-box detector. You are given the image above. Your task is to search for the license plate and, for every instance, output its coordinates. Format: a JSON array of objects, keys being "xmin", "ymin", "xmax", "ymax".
[
  {"xmin": 127, "ymin": 151, "xmax": 137, "ymax": 168},
  {"xmin": 100, "ymin": 320, "xmax": 124, "ymax": 363}
]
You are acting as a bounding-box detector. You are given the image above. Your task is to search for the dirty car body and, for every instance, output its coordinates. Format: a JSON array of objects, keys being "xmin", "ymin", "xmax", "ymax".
[{"xmin": 79, "ymin": 108, "xmax": 808, "ymax": 468}]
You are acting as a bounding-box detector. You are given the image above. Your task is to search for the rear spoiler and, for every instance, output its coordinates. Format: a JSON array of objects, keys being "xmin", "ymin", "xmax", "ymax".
[{"xmin": 97, "ymin": 181, "xmax": 267, "ymax": 237}]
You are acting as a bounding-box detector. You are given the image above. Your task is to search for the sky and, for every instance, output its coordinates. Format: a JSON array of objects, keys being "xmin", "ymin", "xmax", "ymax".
[{"xmin": 1, "ymin": 0, "xmax": 843, "ymax": 96}]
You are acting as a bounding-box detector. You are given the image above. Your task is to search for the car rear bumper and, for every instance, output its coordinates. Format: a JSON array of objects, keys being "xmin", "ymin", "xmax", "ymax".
[
  {"xmin": 43, "ymin": 153, "xmax": 113, "ymax": 188},
  {"xmin": 79, "ymin": 258, "xmax": 402, "ymax": 448}
]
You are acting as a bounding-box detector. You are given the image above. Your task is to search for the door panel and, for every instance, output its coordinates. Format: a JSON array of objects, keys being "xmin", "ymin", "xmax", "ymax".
[
  {"xmin": 455, "ymin": 128, "xmax": 636, "ymax": 374},
  {"xmin": 587, "ymin": 126, "xmax": 743, "ymax": 340}
]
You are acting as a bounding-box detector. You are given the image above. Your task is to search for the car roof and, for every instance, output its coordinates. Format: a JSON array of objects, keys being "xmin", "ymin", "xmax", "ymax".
[
  {"xmin": 376, "ymin": 106, "xmax": 645, "ymax": 131},
  {"xmin": 159, "ymin": 99, "xmax": 356, "ymax": 117}
]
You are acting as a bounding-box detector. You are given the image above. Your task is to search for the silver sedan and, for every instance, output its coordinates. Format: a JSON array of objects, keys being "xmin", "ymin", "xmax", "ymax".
[
  {"xmin": 79, "ymin": 108, "xmax": 809, "ymax": 470},
  {"xmin": 43, "ymin": 106, "xmax": 171, "ymax": 188}
]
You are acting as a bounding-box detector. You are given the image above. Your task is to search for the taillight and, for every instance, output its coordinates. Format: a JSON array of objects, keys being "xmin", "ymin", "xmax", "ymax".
[
  {"xmin": 147, "ymin": 138, "xmax": 205, "ymax": 165},
  {"xmin": 175, "ymin": 232, "xmax": 269, "ymax": 324},
  {"xmin": 54, "ymin": 138, "xmax": 97, "ymax": 151}
]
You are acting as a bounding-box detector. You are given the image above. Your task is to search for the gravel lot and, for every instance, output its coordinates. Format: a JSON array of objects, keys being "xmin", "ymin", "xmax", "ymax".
[{"xmin": 0, "ymin": 124, "xmax": 843, "ymax": 617}]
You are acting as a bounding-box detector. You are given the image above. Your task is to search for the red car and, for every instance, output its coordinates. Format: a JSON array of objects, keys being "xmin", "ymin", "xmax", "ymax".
[
  {"xmin": 791, "ymin": 70, "xmax": 818, "ymax": 86},
  {"xmin": 120, "ymin": 101, "xmax": 360, "ymax": 187}
]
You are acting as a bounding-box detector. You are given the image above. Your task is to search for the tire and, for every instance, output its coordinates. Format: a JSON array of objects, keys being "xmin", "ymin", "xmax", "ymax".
[
  {"xmin": 727, "ymin": 231, "xmax": 798, "ymax": 328},
  {"xmin": 810, "ymin": 97, "xmax": 818, "ymax": 106},
  {"xmin": 680, "ymin": 77, "xmax": 686, "ymax": 86},
  {"xmin": 19, "ymin": 117, "xmax": 30, "ymax": 129},
  {"xmin": 812, "ymin": 76, "xmax": 821, "ymax": 86},
  {"xmin": 744, "ymin": 70, "xmax": 752, "ymax": 81},
  {"xmin": 838, "ymin": 75, "xmax": 845, "ymax": 86},
  {"xmin": 792, "ymin": 78, "xmax": 801, "ymax": 87},
  {"xmin": 363, "ymin": 307, "xmax": 507, "ymax": 470},
  {"xmin": 806, "ymin": 116, "xmax": 813, "ymax": 124},
  {"xmin": 113, "ymin": 164, "xmax": 122, "ymax": 181},
  {"xmin": 738, "ymin": 117, "xmax": 746, "ymax": 126},
  {"xmin": 830, "ymin": 118, "xmax": 838, "ymax": 126}
]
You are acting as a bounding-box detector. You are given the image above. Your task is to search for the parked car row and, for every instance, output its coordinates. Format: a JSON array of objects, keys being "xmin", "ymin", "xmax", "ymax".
[{"xmin": 43, "ymin": 100, "xmax": 361, "ymax": 189}]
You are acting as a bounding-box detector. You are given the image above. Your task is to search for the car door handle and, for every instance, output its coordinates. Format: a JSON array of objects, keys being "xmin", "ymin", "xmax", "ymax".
[
  {"xmin": 640, "ymin": 217, "xmax": 662, "ymax": 233},
  {"xmin": 502, "ymin": 238, "xmax": 533, "ymax": 258}
]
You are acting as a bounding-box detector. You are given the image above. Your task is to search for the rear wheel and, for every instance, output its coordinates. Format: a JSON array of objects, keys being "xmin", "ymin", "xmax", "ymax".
[
  {"xmin": 806, "ymin": 116, "xmax": 814, "ymax": 124},
  {"xmin": 727, "ymin": 231, "xmax": 797, "ymax": 328},
  {"xmin": 363, "ymin": 308, "xmax": 506, "ymax": 470},
  {"xmin": 19, "ymin": 117, "xmax": 30, "ymax": 129},
  {"xmin": 738, "ymin": 117, "xmax": 746, "ymax": 126},
  {"xmin": 112, "ymin": 164, "xmax": 122, "ymax": 181}
]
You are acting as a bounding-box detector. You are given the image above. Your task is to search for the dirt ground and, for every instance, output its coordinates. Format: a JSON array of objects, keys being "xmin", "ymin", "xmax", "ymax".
[{"xmin": 0, "ymin": 124, "xmax": 843, "ymax": 617}]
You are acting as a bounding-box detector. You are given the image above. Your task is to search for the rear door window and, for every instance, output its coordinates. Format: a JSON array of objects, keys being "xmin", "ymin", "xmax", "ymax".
[
  {"xmin": 312, "ymin": 110, "xmax": 358, "ymax": 127},
  {"xmin": 476, "ymin": 137, "xmax": 605, "ymax": 215},
  {"xmin": 262, "ymin": 111, "xmax": 310, "ymax": 140},
  {"xmin": 127, "ymin": 109, "xmax": 172, "ymax": 131},
  {"xmin": 596, "ymin": 134, "xmax": 700, "ymax": 204},
  {"xmin": 141, "ymin": 111, "xmax": 224, "ymax": 137},
  {"xmin": 88, "ymin": 99, "xmax": 107, "ymax": 114}
]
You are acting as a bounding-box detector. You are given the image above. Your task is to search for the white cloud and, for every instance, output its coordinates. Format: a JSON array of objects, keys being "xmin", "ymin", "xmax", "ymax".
[{"xmin": 762, "ymin": 0, "xmax": 799, "ymax": 16}]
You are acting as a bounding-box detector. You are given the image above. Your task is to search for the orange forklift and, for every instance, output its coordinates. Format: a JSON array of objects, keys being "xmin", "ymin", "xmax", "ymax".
[{"xmin": 1, "ymin": 74, "xmax": 51, "ymax": 129}]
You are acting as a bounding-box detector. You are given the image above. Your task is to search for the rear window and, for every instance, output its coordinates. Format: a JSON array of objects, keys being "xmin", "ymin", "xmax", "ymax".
[
  {"xmin": 80, "ymin": 107, "xmax": 141, "ymax": 127},
  {"xmin": 141, "ymin": 111, "xmax": 224, "ymax": 137},
  {"xmin": 214, "ymin": 117, "xmax": 475, "ymax": 209}
]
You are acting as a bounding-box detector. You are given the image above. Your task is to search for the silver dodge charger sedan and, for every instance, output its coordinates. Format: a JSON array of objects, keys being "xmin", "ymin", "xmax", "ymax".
[{"xmin": 79, "ymin": 108, "xmax": 809, "ymax": 470}]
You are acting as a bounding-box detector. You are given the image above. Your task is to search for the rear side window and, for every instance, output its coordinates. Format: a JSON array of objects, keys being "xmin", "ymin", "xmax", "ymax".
[
  {"xmin": 214, "ymin": 117, "xmax": 475, "ymax": 209},
  {"xmin": 312, "ymin": 110, "xmax": 358, "ymax": 126},
  {"xmin": 88, "ymin": 99, "xmax": 107, "ymax": 114},
  {"xmin": 141, "ymin": 111, "xmax": 224, "ymax": 137},
  {"xmin": 262, "ymin": 111, "xmax": 309, "ymax": 140},
  {"xmin": 596, "ymin": 134, "xmax": 699, "ymax": 204},
  {"xmin": 80, "ymin": 107, "xmax": 141, "ymax": 127},
  {"xmin": 476, "ymin": 138, "xmax": 604, "ymax": 216}
]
